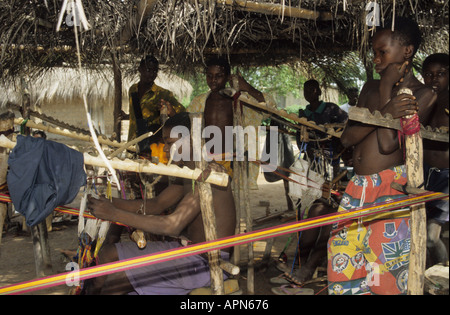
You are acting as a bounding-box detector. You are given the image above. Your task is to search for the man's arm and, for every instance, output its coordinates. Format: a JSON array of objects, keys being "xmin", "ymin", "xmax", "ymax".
[
  {"xmin": 231, "ymin": 74, "xmax": 265, "ymax": 103},
  {"xmin": 88, "ymin": 184, "xmax": 198, "ymax": 236},
  {"xmin": 100, "ymin": 184, "xmax": 185, "ymax": 216},
  {"xmin": 340, "ymin": 82, "xmax": 377, "ymax": 148}
]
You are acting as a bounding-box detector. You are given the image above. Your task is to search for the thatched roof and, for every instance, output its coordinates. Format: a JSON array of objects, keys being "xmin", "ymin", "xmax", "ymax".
[
  {"xmin": 0, "ymin": 0, "xmax": 448, "ymax": 79},
  {"xmin": 0, "ymin": 67, "xmax": 193, "ymax": 107}
]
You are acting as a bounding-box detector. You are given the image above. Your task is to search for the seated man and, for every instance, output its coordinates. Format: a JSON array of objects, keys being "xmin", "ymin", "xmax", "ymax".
[
  {"xmin": 279, "ymin": 80, "xmax": 347, "ymax": 283},
  {"xmin": 85, "ymin": 112, "xmax": 236, "ymax": 295}
]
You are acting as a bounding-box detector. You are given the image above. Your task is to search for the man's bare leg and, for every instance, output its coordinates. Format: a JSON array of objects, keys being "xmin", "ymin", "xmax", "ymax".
[{"xmin": 85, "ymin": 244, "xmax": 133, "ymax": 295}]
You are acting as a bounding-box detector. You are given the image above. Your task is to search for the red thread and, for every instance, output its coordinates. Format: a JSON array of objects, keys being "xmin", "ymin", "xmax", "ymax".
[
  {"xmin": 400, "ymin": 114, "xmax": 420, "ymax": 135},
  {"xmin": 398, "ymin": 113, "xmax": 420, "ymax": 160}
]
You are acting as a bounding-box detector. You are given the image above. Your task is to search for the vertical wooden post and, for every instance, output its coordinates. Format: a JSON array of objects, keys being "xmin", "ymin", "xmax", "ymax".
[
  {"xmin": 231, "ymin": 80, "xmax": 254, "ymax": 294},
  {"xmin": 231, "ymin": 160, "xmax": 241, "ymax": 267},
  {"xmin": 242, "ymin": 158, "xmax": 254, "ymax": 294},
  {"xmin": 0, "ymin": 111, "xmax": 15, "ymax": 245},
  {"xmin": 112, "ymin": 52, "xmax": 123, "ymax": 142},
  {"xmin": 191, "ymin": 113, "xmax": 224, "ymax": 295},
  {"xmin": 400, "ymin": 88, "xmax": 426, "ymax": 295},
  {"xmin": 21, "ymin": 86, "xmax": 53, "ymax": 276}
]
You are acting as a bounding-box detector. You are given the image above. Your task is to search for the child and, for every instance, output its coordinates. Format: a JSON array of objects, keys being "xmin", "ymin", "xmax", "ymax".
[
  {"xmin": 327, "ymin": 17, "xmax": 436, "ymax": 295},
  {"xmin": 422, "ymin": 53, "xmax": 449, "ymax": 267},
  {"xmin": 187, "ymin": 57, "xmax": 276, "ymax": 186}
]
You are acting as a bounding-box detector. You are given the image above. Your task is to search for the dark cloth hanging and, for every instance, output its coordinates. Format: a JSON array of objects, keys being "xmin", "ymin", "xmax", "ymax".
[{"xmin": 7, "ymin": 135, "xmax": 86, "ymax": 227}]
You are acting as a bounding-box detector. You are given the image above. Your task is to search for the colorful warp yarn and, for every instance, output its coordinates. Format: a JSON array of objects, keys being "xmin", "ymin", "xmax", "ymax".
[
  {"xmin": 74, "ymin": 179, "xmax": 113, "ymax": 295},
  {"xmin": 0, "ymin": 190, "xmax": 447, "ymax": 295}
]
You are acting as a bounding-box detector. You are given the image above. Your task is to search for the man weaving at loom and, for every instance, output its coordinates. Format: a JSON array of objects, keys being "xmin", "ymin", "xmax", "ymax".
[{"xmin": 85, "ymin": 112, "xmax": 236, "ymax": 295}]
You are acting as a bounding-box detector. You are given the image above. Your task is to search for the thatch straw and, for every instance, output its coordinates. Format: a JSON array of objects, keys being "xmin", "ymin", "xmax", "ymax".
[{"xmin": 0, "ymin": 1, "xmax": 448, "ymax": 81}]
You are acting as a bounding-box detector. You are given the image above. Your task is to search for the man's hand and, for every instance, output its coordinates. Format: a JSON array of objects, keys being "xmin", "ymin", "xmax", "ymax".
[
  {"xmin": 160, "ymin": 99, "xmax": 176, "ymax": 116},
  {"xmin": 87, "ymin": 195, "xmax": 115, "ymax": 221},
  {"xmin": 381, "ymin": 61, "xmax": 409, "ymax": 88},
  {"xmin": 381, "ymin": 93, "xmax": 418, "ymax": 119}
]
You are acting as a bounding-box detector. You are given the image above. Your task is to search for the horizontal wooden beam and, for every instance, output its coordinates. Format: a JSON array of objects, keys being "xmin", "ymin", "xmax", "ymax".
[
  {"xmin": 0, "ymin": 135, "xmax": 229, "ymax": 187},
  {"xmin": 349, "ymin": 107, "xmax": 449, "ymax": 143},
  {"xmin": 191, "ymin": 0, "xmax": 334, "ymax": 21}
]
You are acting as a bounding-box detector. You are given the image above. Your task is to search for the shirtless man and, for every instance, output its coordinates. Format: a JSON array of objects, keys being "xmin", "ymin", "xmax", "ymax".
[
  {"xmin": 85, "ymin": 112, "xmax": 236, "ymax": 295},
  {"xmin": 422, "ymin": 53, "xmax": 449, "ymax": 266},
  {"xmin": 327, "ymin": 17, "xmax": 436, "ymax": 295},
  {"xmin": 188, "ymin": 57, "xmax": 269, "ymax": 179}
]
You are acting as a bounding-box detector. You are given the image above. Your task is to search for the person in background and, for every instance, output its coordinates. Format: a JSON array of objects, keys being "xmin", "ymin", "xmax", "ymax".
[
  {"xmin": 422, "ymin": 53, "xmax": 449, "ymax": 267},
  {"xmin": 340, "ymin": 87, "xmax": 359, "ymax": 114},
  {"xmin": 122, "ymin": 55, "xmax": 185, "ymax": 160}
]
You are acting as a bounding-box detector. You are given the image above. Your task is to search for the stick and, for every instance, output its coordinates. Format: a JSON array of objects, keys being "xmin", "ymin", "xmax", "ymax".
[
  {"xmin": 400, "ymin": 88, "xmax": 427, "ymax": 295},
  {"xmin": 230, "ymin": 78, "xmax": 254, "ymax": 294},
  {"xmin": 191, "ymin": 0, "xmax": 334, "ymax": 21},
  {"xmin": 349, "ymin": 107, "xmax": 449, "ymax": 143},
  {"xmin": 0, "ymin": 135, "xmax": 229, "ymax": 187},
  {"xmin": 221, "ymin": 88, "xmax": 344, "ymax": 138},
  {"xmin": 191, "ymin": 113, "xmax": 224, "ymax": 295},
  {"xmin": 219, "ymin": 259, "xmax": 240, "ymax": 276},
  {"xmin": 14, "ymin": 117, "xmax": 135, "ymax": 151}
]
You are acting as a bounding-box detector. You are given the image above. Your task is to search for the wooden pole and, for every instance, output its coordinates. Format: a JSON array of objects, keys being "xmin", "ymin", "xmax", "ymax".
[
  {"xmin": 190, "ymin": 0, "xmax": 334, "ymax": 21},
  {"xmin": 191, "ymin": 113, "xmax": 224, "ymax": 295},
  {"xmin": 230, "ymin": 77, "xmax": 254, "ymax": 294},
  {"xmin": 242, "ymin": 156, "xmax": 255, "ymax": 294},
  {"xmin": 14, "ymin": 117, "xmax": 135, "ymax": 151},
  {"xmin": 0, "ymin": 135, "xmax": 229, "ymax": 187},
  {"xmin": 400, "ymin": 88, "xmax": 427, "ymax": 295},
  {"xmin": 111, "ymin": 52, "xmax": 123, "ymax": 142},
  {"xmin": 221, "ymin": 88, "xmax": 344, "ymax": 138},
  {"xmin": 21, "ymin": 85, "xmax": 53, "ymax": 277}
]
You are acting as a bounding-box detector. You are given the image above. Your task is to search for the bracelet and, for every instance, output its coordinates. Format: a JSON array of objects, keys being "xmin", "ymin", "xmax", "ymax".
[{"xmin": 137, "ymin": 201, "xmax": 144, "ymax": 215}]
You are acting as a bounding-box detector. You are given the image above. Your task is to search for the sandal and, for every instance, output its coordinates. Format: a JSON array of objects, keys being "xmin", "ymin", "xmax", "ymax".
[
  {"xmin": 269, "ymin": 274, "xmax": 291, "ymax": 285},
  {"xmin": 271, "ymin": 284, "xmax": 314, "ymax": 295}
]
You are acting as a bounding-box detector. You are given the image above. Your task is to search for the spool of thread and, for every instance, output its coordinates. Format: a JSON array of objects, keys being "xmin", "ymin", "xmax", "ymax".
[{"xmin": 130, "ymin": 229, "xmax": 147, "ymax": 249}]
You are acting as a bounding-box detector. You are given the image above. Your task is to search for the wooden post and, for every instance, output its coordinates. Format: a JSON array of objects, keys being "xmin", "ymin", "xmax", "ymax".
[
  {"xmin": 400, "ymin": 88, "xmax": 427, "ymax": 295},
  {"xmin": 231, "ymin": 78, "xmax": 254, "ymax": 294},
  {"xmin": 191, "ymin": 113, "xmax": 224, "ymax": 295},
  {"xmin": 111, "ymin": 52, "xmax": 123, "ymax": 142},
  {"xmin": 0, "ymin": 111, "xmax": 15, "ymax": 245},
  {"xmin": 242, "ymin": 156, "xmax": 254, "ymax": 294},
  {"xmin": 21, "ymin": 87, "xmax": 53, "ymax": 277}
]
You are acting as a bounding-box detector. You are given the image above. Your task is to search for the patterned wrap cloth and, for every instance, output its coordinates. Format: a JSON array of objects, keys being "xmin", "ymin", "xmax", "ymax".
[{"xmin": 327, "ymin": 165, "xmax": 411, "ymax": 295}]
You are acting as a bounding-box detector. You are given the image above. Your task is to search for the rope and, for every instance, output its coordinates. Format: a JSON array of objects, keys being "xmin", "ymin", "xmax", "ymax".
[{"xmin": 0, "ymin": 190, "xmax": 447, "ymax": 295}]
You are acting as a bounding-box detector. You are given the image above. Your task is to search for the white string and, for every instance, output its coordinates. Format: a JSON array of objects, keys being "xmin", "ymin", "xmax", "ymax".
[{"xmin": 57, "ymin": 0, "xmax": 121, "ymax": 191}]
